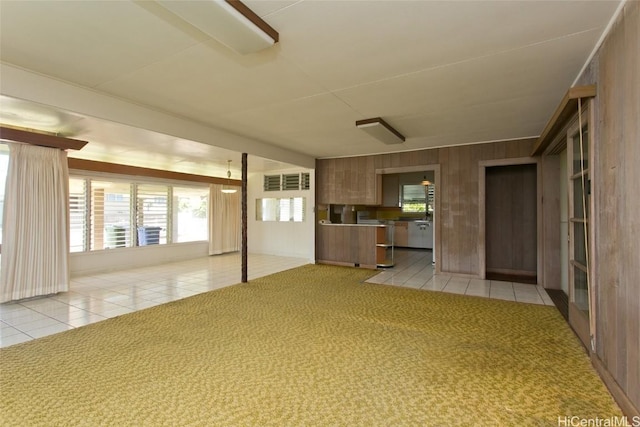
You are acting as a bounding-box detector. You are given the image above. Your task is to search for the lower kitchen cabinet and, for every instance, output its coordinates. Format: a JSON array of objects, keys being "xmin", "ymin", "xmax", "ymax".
[
  {"xmin": 376, "ymin": 226, "xmax": 394, "ymax": 267},
  {"xmin": 317, "ymin": 224, "xmax": 388, "ymax": 269},
  {"xmin": 408, "ymin": 221, "xmax": 433, "ymax": 249},
  {"xmin": 394, "ymin": 221, "xmax": 409, "ymax": 247}
]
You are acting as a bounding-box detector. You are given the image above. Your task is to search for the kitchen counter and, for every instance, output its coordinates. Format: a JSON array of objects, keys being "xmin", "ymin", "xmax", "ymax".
[
  {"xmin": 390, "ymin": 220, "xmax": 433, "ymax": 249},
  {"xmin": 317, "ymin": 222, "xmax": 392, "ymax": 268},
  {"xmin": 319, "ymin": 222, "xmax": 388, "ymax": 227}
]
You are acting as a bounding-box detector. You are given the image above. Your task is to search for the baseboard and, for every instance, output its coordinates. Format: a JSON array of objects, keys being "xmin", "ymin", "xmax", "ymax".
[
  {"xmin": 544, "ymin": 289, "xmax": 568, "ymax": 320},
  {"xmin": 316, "ymin": 260, "xmax": 377, "ymax": 270},
  {"xmin": 486, "ymin": 267, "xmax": 537, "ymax": 278},
  {"xmin": 591, "ymin": 353, "xmax": 640, "ymax": 420},
  {"xmin": 486, "ymin": 271, "xmax": 538, "ymax": 284}
]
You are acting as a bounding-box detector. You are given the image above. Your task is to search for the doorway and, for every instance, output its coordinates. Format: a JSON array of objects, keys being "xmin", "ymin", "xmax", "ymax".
[
  {"xmin": 485, "ymin": 164, "xmax": 538, "ymax": 283},
  {"xmin": 376, "ymin": 164, "xmax": 440, "ymax": 272}
]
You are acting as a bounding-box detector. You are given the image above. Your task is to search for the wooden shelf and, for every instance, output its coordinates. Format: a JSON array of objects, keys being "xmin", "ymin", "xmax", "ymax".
[
  {"xmin": 531, "ymin": 85, "xmax": 596, "ymax": 156},
  {"xmin": 0, "ymin": 126, "xmax": 88, "ymax": 150}
]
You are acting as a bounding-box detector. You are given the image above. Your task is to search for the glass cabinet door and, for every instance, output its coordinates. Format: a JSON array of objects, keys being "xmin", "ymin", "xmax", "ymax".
[{"xmin": 568, "ymin": 119, "xmax": 591, "ymax": 348}]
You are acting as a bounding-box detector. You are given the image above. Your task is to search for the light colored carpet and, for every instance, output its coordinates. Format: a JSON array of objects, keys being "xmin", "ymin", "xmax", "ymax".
[{"xmin": 0, "ymin": 264, "xmax": 623, "ymax": 426}]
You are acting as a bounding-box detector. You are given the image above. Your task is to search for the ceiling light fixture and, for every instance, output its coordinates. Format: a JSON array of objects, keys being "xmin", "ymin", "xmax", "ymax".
[
  {"xmin": 221, "ymin": 160, "xmax": 238, "ymax": 194},
  {"xmin": 355, "ymin": 117, "xmax": 405, "ymax": 145},
  {"xmin": 156, "ymin": 0, "xmax": 279, "ymax": 55}
]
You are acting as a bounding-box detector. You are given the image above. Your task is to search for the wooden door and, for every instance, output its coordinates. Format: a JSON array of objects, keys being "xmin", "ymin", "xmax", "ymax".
[{"xmin": 485, "ymin": 164, "xmax": 537, "ymax": 283}]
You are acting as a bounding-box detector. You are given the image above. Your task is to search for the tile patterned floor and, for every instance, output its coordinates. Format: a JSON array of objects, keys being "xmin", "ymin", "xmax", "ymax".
[
  {"xmin": 366, "ymin": 249, "xmax": 555, "ymax": 306},
  {"xmin": 1, "ymin": 249, "xmax": 556, "ymax": 349},
  {"xmin": 0, "ymin": 253, "xmax": 309, "ymax": 348}
]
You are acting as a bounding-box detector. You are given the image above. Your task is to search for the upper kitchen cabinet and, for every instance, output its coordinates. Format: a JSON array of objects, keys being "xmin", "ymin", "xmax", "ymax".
[
  {"xmin": 382, "ymin": 174, "xmax": 400, "ymax": 207},
  {"xmin": 317, "ymin": 156, "xmax": 381, "ymax": 205}
]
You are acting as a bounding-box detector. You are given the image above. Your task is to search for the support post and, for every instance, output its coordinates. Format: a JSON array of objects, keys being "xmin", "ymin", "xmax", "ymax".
[{"xmin": 241, "ymin": 153, "xmax": 248, "ymax": 282}]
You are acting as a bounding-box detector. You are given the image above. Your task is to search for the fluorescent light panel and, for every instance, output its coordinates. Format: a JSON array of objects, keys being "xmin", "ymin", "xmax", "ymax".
[
  {"xmin": 156, "ymin": 0, "xmax": 278, "ymax": 54},
  {"xmin": 355, "ymin": 118, "xmax": 405, "ymax": 145}
]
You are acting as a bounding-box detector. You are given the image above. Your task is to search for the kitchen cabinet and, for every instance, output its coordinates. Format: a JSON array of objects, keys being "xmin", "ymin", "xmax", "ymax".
[
  {"xmin": 317, "ymin": 157, "xmax": 380, "ymax": 205},
  {"xmin": 382, "ymin": 174, "xmax": 400, "ymax": 207},
  {"xmin": 394, "ymin": 221, "xmax": 409, "ymax": 247},
  {"xmin": 376, "ymin": 226, "xmax": 394, "ymax": 267},
  {"xmin": 316, "ymin": 224, "xmax": 386, "ymax": 269},
  {"xmin": 408, "ymin": 221, "xmax": 433, "ymax": 249}
]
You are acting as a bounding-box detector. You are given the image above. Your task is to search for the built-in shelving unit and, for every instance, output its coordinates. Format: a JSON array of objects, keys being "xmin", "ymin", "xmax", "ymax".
[{"xmin": 376, "ymin": 226, "xmax": 394, "ymax": 268}]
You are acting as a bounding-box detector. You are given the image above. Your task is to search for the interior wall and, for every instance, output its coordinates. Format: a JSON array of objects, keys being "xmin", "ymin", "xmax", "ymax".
[
  {"xmin": 367, "ymin": 138, "xmax": 534, "ymax": 276},
  {"xmin": 70, "ymin": 242, "xmax": 209, "ymax": 276},
  {"xmin": 575, "ymin": 0, "xmax": 639, "ymax": 416},
  {"xmin": 248, "ymin": 168, "xmax": 315, "ymax": 261}
]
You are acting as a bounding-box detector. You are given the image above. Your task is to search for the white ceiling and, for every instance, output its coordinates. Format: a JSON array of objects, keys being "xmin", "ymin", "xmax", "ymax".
[{"xmin": 0, "ymin": 0, "xmax": 622, "ymax": 177}]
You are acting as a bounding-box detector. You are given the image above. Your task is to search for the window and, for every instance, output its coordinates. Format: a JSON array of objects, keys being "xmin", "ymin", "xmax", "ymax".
[
  {"xmin": 401, "ymin": 185, "xmax": 427, "ymax": 213},
  {"xmin": 263, "ymin": 175, "xmax": 280, "ymax": 191},
  {"xmin": 256, "ymin": 197, "xmax": 306, "ymax": 222},
  {"xmin": 173, "ymin": 186, "xmax": 208, "ymax": 243},
  {"xmin": 264, "ymin": 172, "xmax": 310, "ymax": 191},
  {"xmin": 69, "ymin": 176, "xmax": 208, "ymax": 251},
  {"xmin": 301, "ymin": 173, "xmax": 310, "ymax": 190},
  {"xmin": 69, "ymin": 178, "xmax": 88, "ymax": 252},
  {"xmin": 136, "ymin": 184, "xmax": 168, "ymax": 245},
  {"xmin": 91, "ymin": 180, "xmax": 132, "ymax": 250},
  {"xmin": 282, "ymin": 174, "xmax": 300, "ymax": 191},
  {"xmin": 426, "ymin": 184, "xmax": 435, "ymax": 214}
]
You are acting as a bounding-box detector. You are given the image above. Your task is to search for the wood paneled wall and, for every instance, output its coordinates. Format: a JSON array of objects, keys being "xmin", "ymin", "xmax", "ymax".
[
  {"xmin": 317, "ymin": 138, "xmax": 535, "ymax": 276},
  {"xmin": 429, "ymin": 140, "xmax": 534, "ymax": 275},
  {"xmin": 576, "ymin": 1, "xmax": 639, "ymax": 416}
]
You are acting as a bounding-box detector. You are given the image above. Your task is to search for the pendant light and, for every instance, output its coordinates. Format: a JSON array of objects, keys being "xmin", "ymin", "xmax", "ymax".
[{"xmin": 221, "ymin": 160, "xmax": 237, "ymax": 194}]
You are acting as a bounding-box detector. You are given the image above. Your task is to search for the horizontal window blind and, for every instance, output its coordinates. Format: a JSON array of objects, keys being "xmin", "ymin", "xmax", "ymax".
[
  {"xmin": 282, "ymin": 174, "xmax": 300, "ymax": 191},
  {"xmin": 301, "ymin": 173, "xmax": 310, "ymax": 190},
  {"xmin": 69, "ymin": 178, "xmax": 87, "ymax": 252},
  {"xmin": 263, "ymin": 175, "xmax": 280, "ymax": 191}
]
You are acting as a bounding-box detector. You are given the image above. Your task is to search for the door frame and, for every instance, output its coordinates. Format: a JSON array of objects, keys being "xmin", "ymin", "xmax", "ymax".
[
  {"xmin": 376, "ymin": 164, "xmax": 441, "ymax": 273},
  {"xmin": 478, "ymin": 157, "xmax": 542, "ymax": 282},
  {"xmin": 565, "ymin": 104, "xmax": 595, "ymax": 349}
]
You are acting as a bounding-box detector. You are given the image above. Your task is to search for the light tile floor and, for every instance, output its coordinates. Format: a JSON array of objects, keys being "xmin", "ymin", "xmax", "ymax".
[
  {"xmin": 366, "ymin": 249, "xmax": 555, "ymax": 307},
  {"xmin": 0, "ymin": 253, "xmax": 309, "ymax": 348},
  {"xmin": 1, "ymin": 249, "xmax": 556, "ymax": 349}
]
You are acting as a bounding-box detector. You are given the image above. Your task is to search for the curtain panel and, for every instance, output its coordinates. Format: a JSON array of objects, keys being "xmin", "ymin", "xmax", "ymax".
[
  {"xmin": 208, "ymin": 184, "xmax": 241, "ymax": 255},
  {"xmin": 1, "ymin": 144, "xmax": 70, "ymax": 302}
]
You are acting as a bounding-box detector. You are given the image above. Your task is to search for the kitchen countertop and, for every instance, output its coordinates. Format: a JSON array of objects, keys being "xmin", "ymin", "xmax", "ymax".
[{"xmin": 319, "ymin": 222, "xmax": 387, "ymax": 227}]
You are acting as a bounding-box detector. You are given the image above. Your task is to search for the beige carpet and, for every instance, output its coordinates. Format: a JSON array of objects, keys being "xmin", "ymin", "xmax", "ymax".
[{"xmin": 0, "ymin": 265, "xmax": 623, "ymax": 426}]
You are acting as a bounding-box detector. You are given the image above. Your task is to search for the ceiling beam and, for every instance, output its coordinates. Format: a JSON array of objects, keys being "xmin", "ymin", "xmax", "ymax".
[
  {"xmin": 225, "ymin": 0, "xmax": 279, "ymax": 43},
  {"xmin": 68, "ymin": 158, "xmax": 240, "ymax": 185},
  {"xmin": 0, "ymin": 126, "xmax": 88, "ymax": 150}
]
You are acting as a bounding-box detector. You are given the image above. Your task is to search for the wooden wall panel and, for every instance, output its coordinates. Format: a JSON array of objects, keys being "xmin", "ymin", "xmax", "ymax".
[
  {"xmin": 588, "ymin": 0, "xmax": 639, "ymax": 415},
  {"xmin": 316, "ymin": 139, "xmax": 536, "ymax": 276},
  {"xmin": 541, "ymin": 155, "xmax": 562, "ymax": 289}
]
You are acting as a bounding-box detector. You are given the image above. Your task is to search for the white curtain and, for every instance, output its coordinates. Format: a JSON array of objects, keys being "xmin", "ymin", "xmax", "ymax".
[
  {"xmin": 208, "ymin": 184, "xmax": 241, "ymax": 255},
  {"xmin": 0, "ymin": 144, "xmax": 70, "ymax": 302}
]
